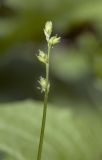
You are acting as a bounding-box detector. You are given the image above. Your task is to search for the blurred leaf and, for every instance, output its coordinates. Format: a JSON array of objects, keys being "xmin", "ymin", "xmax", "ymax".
[
  {"xmin": 0, "ymin": 101, "xmax": 102, "ymax": 160},
  {"xmin": 94, "ymin": 54, "xmax": 102, "ymax": 77},
  {"xmin": 1, "ymin": 0, "xmax": 102, "ymax": 52}
]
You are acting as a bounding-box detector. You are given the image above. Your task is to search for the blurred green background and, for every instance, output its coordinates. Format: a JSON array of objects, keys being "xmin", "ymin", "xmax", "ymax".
[{"xmin": 0, "ymin": 0, "xmax": 102, "ymax": 160}]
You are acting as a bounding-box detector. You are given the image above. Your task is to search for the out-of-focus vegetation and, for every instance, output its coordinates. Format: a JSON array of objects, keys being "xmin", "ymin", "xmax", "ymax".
[
  {"xmin": 1, "ymin": 0, "xmax": 102, "ymax": 159},
  {"xmin": 0, "ymin": 101, "xmax": 102, "ymax": 160},
  {"xmin": 1, "ymin": 0, "xmax": 102, "ymax": 104}
]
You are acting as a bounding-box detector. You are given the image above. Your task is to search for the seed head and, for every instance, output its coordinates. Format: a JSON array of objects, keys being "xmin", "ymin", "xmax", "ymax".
[
  {"xmin": 49, "ymin": 35, "xmax": 60, "ymax": 46},
  {"xmin": 44, "ymin": 21, "xmax": 52, "ymax": 41},
  {"xmin": 37, "ymin": 50, "xmax": 48, "ymax": 64},
  {"xmin": 38, "ymin": 77, "xmax": 47, "ymax": 93}
]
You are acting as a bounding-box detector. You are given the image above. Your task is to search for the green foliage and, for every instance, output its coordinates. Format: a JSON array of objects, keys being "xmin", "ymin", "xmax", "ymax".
[
  {"xmin": 1, "ymin": 0, "xmax": 102, "ymax": 52},
  {"xmin": 0, "ymin": 101, "xmax": 102, "ymax": 160}
]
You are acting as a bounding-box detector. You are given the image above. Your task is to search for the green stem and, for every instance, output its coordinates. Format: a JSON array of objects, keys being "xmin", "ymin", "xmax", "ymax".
[{"xmin": 37, "ymin": 45, "xmax": 51, "ymax": 160}]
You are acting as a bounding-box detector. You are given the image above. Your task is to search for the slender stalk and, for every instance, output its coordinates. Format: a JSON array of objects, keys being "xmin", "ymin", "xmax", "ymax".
[
  {"xmin": 36, "ymin": 21, "xmax": 60, "ymax": 160},
  {"xmin": 37, "ymin": 45, "xmax": 51, "ymax": 160}
]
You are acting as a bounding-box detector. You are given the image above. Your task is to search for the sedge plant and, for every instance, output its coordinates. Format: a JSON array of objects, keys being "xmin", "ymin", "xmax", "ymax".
[{"xmin": 36, "ymin": 21, "xmax": 60, "ymax": 160}]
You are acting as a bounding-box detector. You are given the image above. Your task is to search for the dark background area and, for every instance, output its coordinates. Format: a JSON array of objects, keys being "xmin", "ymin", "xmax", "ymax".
[{"xmin": 1, "ymin": 0, "xmax": 102, "ymax": 107}]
